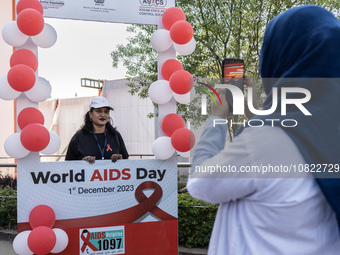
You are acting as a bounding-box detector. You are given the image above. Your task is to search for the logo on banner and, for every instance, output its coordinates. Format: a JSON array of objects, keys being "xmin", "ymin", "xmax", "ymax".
[
  {"xmin": 80, "ymin": 226, "xmax": 124, "ymax": 255},
  {"xmin": 94, "ymin": 0, "xmax": 105, "ymax": 3},
  {"xmin": 139, "ymin": 0, "xmax": 167, "ymax": 8}
]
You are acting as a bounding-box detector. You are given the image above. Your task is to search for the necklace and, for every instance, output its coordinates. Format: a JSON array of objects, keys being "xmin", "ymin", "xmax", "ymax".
[{"xmin": 93, "ymin": 131, "xmax": 107, "ymax": 160}]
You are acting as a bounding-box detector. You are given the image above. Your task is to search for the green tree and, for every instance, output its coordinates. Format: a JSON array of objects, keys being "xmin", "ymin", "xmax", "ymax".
[{"xmin": 111, "ymin": 0, "xmax": 340, "ymax": 133}]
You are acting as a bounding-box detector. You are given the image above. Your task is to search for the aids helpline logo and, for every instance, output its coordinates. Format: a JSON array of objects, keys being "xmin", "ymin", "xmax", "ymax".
[
  {"xmin": 198, "ymin": 82, "xmax": 312, "ymax": 128},
  {"xmin": 80, "ymin": 226, "xmax": 124, "ymax": 255}
]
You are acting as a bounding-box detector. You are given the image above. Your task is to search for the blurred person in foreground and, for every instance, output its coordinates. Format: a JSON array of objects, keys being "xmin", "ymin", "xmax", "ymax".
[
  {"xmin": 66, "ymin": 96, "xmax": 129, "ymax": 163},
  {"xmin": 187, "ymin": 5, "xmax": 340, "ymax": 255}
]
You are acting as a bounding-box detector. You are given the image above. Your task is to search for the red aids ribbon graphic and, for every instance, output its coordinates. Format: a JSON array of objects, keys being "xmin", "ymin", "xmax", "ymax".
[
  {"xmin": 135, "ymin": 181, "xmax": 174, "ymax": 221},
  {"xmin": 42, "ymin": 181, "xmax": 176, "ymax": 230},
  {"xmin": 80, "ymin": 230, "xmax": 99, "ymax": 253},
  {"xmin": 106, "ymin": 144, "xmax": 112, "ymax": 152}
]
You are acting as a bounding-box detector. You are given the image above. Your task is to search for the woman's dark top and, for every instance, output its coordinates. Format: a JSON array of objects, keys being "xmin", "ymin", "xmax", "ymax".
[{"xmin": 65, "ymin": 130, "xmax": 129, "ymax": 160}]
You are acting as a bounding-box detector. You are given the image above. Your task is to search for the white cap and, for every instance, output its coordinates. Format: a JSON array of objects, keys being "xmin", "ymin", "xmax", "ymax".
[{"xmin": 90, "ymin": 96, "xmax": 113, "ymax": 110}]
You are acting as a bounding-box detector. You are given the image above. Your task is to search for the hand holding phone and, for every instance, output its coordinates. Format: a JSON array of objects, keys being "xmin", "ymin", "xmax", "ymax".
[{"xmin": 211, "ymin": 88, "xmax": 230, "ymax": 118}]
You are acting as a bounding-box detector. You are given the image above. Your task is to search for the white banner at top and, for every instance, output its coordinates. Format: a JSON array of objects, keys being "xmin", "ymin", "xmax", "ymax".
[{"xmin": 39, "ymin": 0, "xmax": 175, "ymax": 25}]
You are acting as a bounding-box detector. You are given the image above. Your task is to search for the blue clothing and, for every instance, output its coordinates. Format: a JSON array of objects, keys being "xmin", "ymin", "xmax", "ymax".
[{"xmin": 238, "ymin": 5, "xmax": 340, "ymax": 233}]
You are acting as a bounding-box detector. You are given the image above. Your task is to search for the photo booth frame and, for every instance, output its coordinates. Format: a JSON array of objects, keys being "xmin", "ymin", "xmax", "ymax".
[{"xmin": 9, "ymin": 0, "xmax": 183, "ymax": 254}]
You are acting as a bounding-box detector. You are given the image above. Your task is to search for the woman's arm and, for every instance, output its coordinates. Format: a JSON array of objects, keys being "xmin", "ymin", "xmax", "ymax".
[{"xmin": 187, "ymin": 117, "xmax": 256, "ymax": 204}]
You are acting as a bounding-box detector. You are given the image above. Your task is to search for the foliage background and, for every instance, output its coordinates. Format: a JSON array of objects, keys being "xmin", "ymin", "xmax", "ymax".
[
  {"xmin": 111, "ymin": 0, "xmax": 340, "ymax": 133},
  {"xmin": 178, "ymin": 192, "xmax": 218, "ymax": 248}
]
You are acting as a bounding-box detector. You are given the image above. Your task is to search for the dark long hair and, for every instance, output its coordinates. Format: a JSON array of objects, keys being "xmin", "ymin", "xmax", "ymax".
[{"xmin": 81, "ymin": 108, "xmax": 117, "ymax": 134}]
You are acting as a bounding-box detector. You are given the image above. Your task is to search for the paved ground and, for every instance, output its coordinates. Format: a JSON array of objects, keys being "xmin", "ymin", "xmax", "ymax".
[
  {"xmin": 0, "ymin": 242, "xmax": 207, "ymax": 255},
  {"xmin": 0, "ymin": 240, "xmax": 16, "ymax": 255},
  {"xmin": 178, "ymin": 246, "xmax": 208, "ymax": 255},
  {"xmin": 0, "ymin": 229, "xmax": 16, "ymax": 255}
]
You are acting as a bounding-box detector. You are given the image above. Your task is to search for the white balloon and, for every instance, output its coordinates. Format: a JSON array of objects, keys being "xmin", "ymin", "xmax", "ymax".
[
  {"xmin": 0, "ymin": 75, "xmax": 21, "ymax": 100},
  {"xmin": 150, "ymin": 29, "xmax": 173, "ymax": 52},
  {"xmin": 31, "ymin": 23, "xmax": 57, "ymax": 48},
  {"xmin": 149, "ymin": 80, "xmax": 173, "ymax": 105},
  {"xmin": 25, "ymin": 77, "xmax": 52, "ymax": 102},
  {"xmin": 2, "ymin": 21, "xmax": 29, "ymax": 47},
  {"xmin": 152, "ymin": 136, "xmax": 175, "ymax": 160},
  {"xmin": 51, "ymin": 228, "xmax": 69, "ymax": 253},
  {"xmin": 13, "ymin": 231, "xmax": 33, "ymax": 255},
  {"xmin": 4, "ymin": 133, "xmax": 30, "ymax": 159},
  {"xmin": 173, "ymin": 88, "xmax": 195, "ymax": 104},
  {"xmin": 41, "ymin": 131, "xmax": 60, "ymax": 155},
  {"xmin": 174, "ymin": 38, "xmax": 196, "ymax": 56}
]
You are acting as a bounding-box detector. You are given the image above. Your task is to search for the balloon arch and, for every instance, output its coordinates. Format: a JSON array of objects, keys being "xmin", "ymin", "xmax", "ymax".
[{"xmin": 1, "ymin": 0, "xmax": 197, "ymax": 254}]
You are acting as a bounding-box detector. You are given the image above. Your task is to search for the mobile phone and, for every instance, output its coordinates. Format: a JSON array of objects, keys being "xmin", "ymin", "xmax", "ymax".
[{"xmin": 221, "ymin": 58, "xmax": 244, "ymax": 110}]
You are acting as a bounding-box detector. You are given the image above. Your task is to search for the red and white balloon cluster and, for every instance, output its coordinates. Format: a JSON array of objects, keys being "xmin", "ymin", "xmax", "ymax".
[
  {"xmin": 1, "ymin": 0, "xmax": 56, "ymax": 101},
  {"xmin": 5, "ymin": 107, "xmax": 61, "ymax": 158},
  {"xmin": 149, "ymin": 7, "xmax": 196, "ymax": 105},
  {"xmin": 150, "ymin": 7, "xmax": 196, "ymax": 159},
  {"xmin": 150, "ymin": 7, "xmax": 196, "ymax": 56},
  {"xmin": 13, "ymin": 205, "xmax": 69, "ymax": 255},
  {"xmin": 1, "ymin": 0, "xmax": 60, "ymax": 158},
  {"xmin": 152, "ymin": 113, "xmax": 195, "ymax": 159},
  {"xmin": 2, "ymin": 0, "xmax": 57, "ymax": 48}
]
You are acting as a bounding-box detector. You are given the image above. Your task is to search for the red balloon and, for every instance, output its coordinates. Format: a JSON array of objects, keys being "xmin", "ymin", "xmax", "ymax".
[
  {"xmin": 28, "ymin": 226, "xmax": 56, "ymax": 255},
  {"xmin": 169, "ymin": 70, "xmax": 193, "ymax": 95},
  {"xmin": 29, "ymin": 205, "xmax": 56, "ymax": 229},
  {"xmin": 161, "ymin": 59, "xmax": 183, "ymax": 81},
  {"xmin": 171, "ymin": 128, "xmax": 195, "ymax": 152},
  {"xmin": 10, "ymin": 49, "xmax": 38, "ymax": 71},
  {"xmin": 20, "ymin": 123, "xmax": 50, "ymax": 152},
  {"xmin": 7, "ymin": 64, "xmax": 36, "ymax": 92},
  {"xmin": 16, "ymin": 0, "xmax": 44, "ymax": 15},
  {"xmin": 161, "ymin": 113, "xmax": 185, "ymax": 137},
  {"xmin": 162, "ymin": 7, "xmax": 186, "ymax": 30},
  {"xmin": 17, "ymin": 8, "xmax": 44, "ymax": 36},
  {"xmin": 18, "ymin": 107, "xmax": 44, "ymax": 130},
  {"xmin": 170, "ymin": 20, "xmax": 193, "ymax": 45}
]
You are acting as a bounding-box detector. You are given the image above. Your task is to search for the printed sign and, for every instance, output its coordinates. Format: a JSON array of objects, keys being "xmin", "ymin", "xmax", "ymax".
[
  {"xmin": 80, "ymin": 226, "xmax": 125, "ymax": 255},
  {"xmin": 17, "ymin": 158, "xmax": 178, "ymax": 255},
  {"xmin": 38, "ymin": 0, "xmax": 175, "ymax": 25}
]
